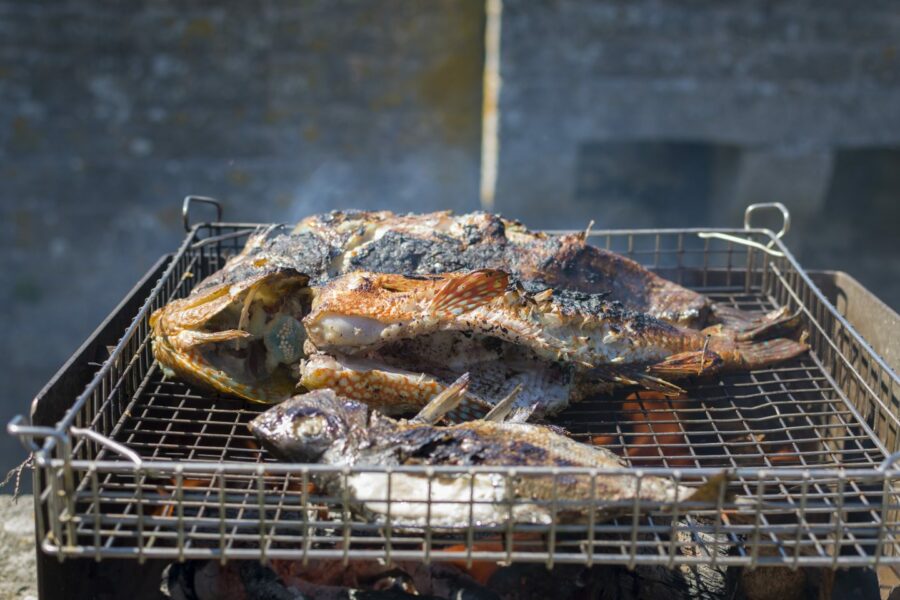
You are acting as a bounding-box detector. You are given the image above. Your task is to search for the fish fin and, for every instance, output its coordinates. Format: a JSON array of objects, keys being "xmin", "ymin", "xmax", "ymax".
[
  {"xmin": 587, "ymin": 366, "xmax": 641, "ymax": 387},
  {"xmin": 730, "ymin": 337, "xmax": 809, "ymax": 369},
  {"xmin": 175, "ymin": 328, "xmax": 253, "ymax": 349},
  {"xmin": 735, "ymin": 309, "xmax": 804, "ymax": 342},
  {"xmin": 428, "ymin": 270, "xmax": 509, "ymax": 316},
  {"xmin": 630, "ymin": 372, "xmax": 686, "ymax": 396},
  {"xmin": 647, "ymin": 349, "xmax": 725, "ymax": 378},
  {"xmin": 708, "ymin": 303, "xmax": 772, "ymax": 328},
  {"xmin": 708, "ymin": 304, "xmax": 802, "ymax": 342},
  {"xmin": 410, "ymin": 373, "xmax": 470, "ymax": 424},
  {"xmin": 586, "ymin": 365, "xmax": 687, "ymax": 395},
  {"xmin": 482, "ymin": 384, "xmax": 523, "ymax": 422},
  {"xmin": 506, "ymin": 403, "xmax": 539, "ymax": 424},
  {"xmin": 685, "ymin": 470, "xmax": 734, "ymax": 505}
]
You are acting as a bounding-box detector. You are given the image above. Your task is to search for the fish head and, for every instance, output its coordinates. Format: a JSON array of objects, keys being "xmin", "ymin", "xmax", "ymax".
[
  {"xmin": 149, "ymin": 268, "xmax": 312, "ymax": 403},
  {"xmin": 249, "ymin": 390, "xmax": 370, "ymax": 463},
  {"xmin": 304, "ymin": 270, "xmax": 510, "ymax": 352},
  {"xmin": 303, "ymin": 271, "xmax": 437, "ymax": 350}
]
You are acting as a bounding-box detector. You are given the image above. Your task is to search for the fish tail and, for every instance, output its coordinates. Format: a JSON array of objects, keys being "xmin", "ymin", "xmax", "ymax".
[
  {"xmin": 723, "ymin": 337, "xmax": 809, "ymax": 370},
  {"xmin": 708, "ymin": 304, "xmax": 803, "ymax": 342}
]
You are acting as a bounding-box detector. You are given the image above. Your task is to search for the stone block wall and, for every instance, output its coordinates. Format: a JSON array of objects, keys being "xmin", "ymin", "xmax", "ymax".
[
  {"xmin": 494, "ymin": 0, "xmax": 900, "ymax": 313},
  {"xmin": 2, "ymin": 0, "xmax": 899, "ymax": 479},
  {"xmin": 0, "ymin": 0, "xmax": 484, "ymax": 475}
]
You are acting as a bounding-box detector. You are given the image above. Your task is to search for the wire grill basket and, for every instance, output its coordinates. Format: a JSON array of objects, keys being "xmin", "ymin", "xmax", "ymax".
[{"xmin": 9, "ymin": 200, "xmax": 900, "ymax": 568}]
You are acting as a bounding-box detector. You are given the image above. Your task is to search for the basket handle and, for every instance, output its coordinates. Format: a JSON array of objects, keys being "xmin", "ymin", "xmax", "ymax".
[
  {"xmin": 70, "ymin": 427, "xmax": 143, "ymax": 466},
  {"xmin": 880, "ymin": 451, "xmax": 900, "ymax": 471},
  {"xmin": 697, "ymin": 202, "xmax": 791, "ymax": 257},
  {"xmin": 182, "ymin": 195, "xmax": 223, "ymax": 232},
  {"xmin": 7, "ymin": 416, "xmax": 143, "ymax": 466},
  {"xmin": 744, "ymin": 202, "xmax": 790, "ymax": 241},
  {"xmin": 7, "ymin": 414, "xmax": 63, "ymax": 453}
]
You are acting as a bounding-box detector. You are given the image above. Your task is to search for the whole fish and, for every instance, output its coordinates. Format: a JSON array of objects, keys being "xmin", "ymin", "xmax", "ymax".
[
  {"xmin": 302, "ymin": 269, "xmax": 807, "ymax": 417},
  {"xmin": 151, "ymin": 210, "xmax": 796, "ymax": 404},
  {"xmin": 249, "ymin": 382, "xmax": 728, "ymax": 528},
  {"xmin": 193, "ymin": 209, "xmax": 784, "ymax": 331}
]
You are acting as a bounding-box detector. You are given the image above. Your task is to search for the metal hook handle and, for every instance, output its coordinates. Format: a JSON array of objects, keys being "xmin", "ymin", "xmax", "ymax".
[
  {"xmin": 697, "ymin": 202, "xmax": 791, "ymax": 257},
  {"xmin": 8, "ymin": 416, "xmax": 144, "ymax": 465},
  {"xmin": 182, "ymin": 196, "xmax": 223, "ymax": 232},
  {"xmin": 70, "ymin": 427, "xmax": 143, "ymax": 466},
  {"xmin": 744, "ymin": 202, "xmax": 791, "ymax": 241},
  {"xmin": 7, "ymin": 414, "xmax": 63, "ymax": 453}
]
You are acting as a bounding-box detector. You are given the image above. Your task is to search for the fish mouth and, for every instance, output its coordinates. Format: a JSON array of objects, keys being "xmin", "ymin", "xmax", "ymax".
[{"xmin": 150, "ymin": 269, "xmax": 314, "ymax": 403}]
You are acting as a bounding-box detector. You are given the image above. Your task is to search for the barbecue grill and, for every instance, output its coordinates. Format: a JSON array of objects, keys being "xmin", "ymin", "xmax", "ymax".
[{"xmin": 9, "ymin": 198, "xmax": 900, "ymax": 587}]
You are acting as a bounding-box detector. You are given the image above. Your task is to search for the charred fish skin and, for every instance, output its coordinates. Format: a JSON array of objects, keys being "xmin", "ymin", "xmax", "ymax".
[
  {"xmin": 304, "ymin": 269, "xmax": 807, "ymax": 388},
  {"xmin": 152, "ymin": 210, "xmax": 796, "ymax": 404},
  {"xmin": 195, "ymin": 210, "xmax": 711, "ymax": 326},
  {"xmin": 296, "ymin": 210, "xmax": 711, "ymax": 326},
  {"xmin": 249, "ymin": 390, "xmax": 727, "ymax": 528},
  {"xmin": 189, "ymin": 225, "xmax": 335, "ymax": 295}
]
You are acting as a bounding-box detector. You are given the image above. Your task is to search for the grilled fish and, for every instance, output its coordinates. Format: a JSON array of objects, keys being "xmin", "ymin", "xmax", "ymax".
[
  {"xmin": 302, "ymin": 269, "xmax": 807, "ymax": 416},
  {"xmin": 192, "ymin": 210, "xmax": 758, "ymax": 328},
  {"xmin": 151, "ymin": 210, "xmax": 796, "ymax": 404},
  {"xmin": 249, "ymin": 383, "xmax": 728, "ymax": 528}
]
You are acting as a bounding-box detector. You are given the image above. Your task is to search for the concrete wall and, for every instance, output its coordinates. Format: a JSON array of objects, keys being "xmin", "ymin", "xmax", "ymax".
[
  {"xmin": 494, "ymin": 0, "xmax": 900, "ymax": 316},
  {"xmin": 0, "ymin": 0, "xmax": 485, "ymax": 476},
  {"xmin": 2, "ymin": 1, "xmax": 899, "ymax": 479},
  {"xmin": 497, "ymin": 0, "xmax": 900, "ymax": 225}
]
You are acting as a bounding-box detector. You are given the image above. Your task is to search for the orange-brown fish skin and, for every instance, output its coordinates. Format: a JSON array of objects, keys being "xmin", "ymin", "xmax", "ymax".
[
  {"xmin": 295, "ymin": 210, "xmax": 710, "ymax": 326},
  {"xmin": 303, "ymin": 270, "xmax": 807, "ymax": 381},
  {"xmin": 195, "ymin": 210, "xmax": 710, "ymax": 328}
]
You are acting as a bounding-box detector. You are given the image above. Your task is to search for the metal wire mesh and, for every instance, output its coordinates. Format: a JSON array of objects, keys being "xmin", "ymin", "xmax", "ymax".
[{"xmin": 16, "ymin": 221, "xmax": 900, "ymax": 567}]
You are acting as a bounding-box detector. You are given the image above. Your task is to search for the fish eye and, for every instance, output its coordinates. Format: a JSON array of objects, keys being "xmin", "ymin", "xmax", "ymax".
[{"xmin": 293, "ymin": 415, "xmax": 327, "ymax": 439}]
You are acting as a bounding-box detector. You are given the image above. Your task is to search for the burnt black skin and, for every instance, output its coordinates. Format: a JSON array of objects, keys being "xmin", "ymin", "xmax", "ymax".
[
  {"xmin": 190, "ymin": 211, "xmax": 709, "ymax": 326},
  {"xmin": 249, "ymin": 391, "xmax": 578, "ymax": 470}
]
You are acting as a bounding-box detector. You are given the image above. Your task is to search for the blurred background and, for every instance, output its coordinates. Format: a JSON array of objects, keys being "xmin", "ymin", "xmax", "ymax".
[{"xmin": 1, "ymin": 0, "xmax": 899, "ymax": 476}]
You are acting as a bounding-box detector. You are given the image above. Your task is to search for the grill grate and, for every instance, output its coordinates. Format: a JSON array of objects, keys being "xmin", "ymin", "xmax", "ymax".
[{"xmin": 12, "ymin": 208, "xmax": 900, "ymax": 567}]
